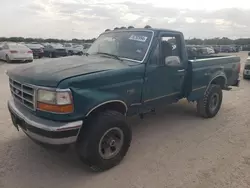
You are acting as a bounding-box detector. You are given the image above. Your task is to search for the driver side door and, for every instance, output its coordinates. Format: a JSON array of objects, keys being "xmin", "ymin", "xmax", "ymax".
[{"xmin": 142, "ymin": 33, "xmax": 185, "ymax": 109}]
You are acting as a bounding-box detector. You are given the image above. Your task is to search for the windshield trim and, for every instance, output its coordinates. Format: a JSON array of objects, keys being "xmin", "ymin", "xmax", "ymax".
[{"xmin": 96, "ymin": 30, "xmax": 155, "ymax": 63}]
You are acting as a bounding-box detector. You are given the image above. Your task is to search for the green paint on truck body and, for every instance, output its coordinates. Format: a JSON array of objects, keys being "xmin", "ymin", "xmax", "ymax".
[{"xmin": 7, "ymin": 28, "xmax": 240, "ymax": 122}]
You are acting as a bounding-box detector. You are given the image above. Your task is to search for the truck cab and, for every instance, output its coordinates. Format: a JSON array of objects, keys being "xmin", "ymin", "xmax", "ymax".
[{"xmin": 7, "ymin": 27, "xmax": 240, "ymax": 171}]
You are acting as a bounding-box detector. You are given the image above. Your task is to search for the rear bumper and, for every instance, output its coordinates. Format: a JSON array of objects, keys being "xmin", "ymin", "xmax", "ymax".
[
  {"xmin": 8, "ymin": 98, "xmax": 83, "ymax": 145},
  {"xmin": 10, "ymin": 54, "xmax": 33, "ymax": 61}
]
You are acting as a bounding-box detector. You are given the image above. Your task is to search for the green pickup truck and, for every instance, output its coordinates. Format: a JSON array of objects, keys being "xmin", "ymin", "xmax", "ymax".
[{"xmin": 7, "ymin": 27, "xmax": 240, "ymax": 171}]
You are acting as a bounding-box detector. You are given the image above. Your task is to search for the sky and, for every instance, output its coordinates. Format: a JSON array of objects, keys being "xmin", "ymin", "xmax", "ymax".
[{"xmin": 1, "ymin": 0, "xmax": 250, "ymax": 39}]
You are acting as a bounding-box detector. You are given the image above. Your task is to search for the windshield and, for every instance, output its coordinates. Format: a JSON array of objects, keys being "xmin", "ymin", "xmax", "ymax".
[{"xmin": 87, "ymin": 31, "xmax": 153, "ymax": 62}]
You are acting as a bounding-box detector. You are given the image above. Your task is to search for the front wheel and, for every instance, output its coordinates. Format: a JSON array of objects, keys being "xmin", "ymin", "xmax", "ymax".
[
  {"xmin": 76, "ymin": 110, "xmax": 132, "ymax": 172},
  {"xmin": 5, "ymin": 55, "xmax": 11, "ymax": 63},
  {"xmin": 197, "ymin": 84, "xmax": 223, "ymax": 118}
]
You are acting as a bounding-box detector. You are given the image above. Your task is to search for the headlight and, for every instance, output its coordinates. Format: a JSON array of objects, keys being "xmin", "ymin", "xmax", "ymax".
[
  {"xmin": 37, "ymin": 90, "xmax": 56, "ymax": 104},
  {"xmin": 37, "ymin": 89, "xmax": 73, "ymax": 113}
]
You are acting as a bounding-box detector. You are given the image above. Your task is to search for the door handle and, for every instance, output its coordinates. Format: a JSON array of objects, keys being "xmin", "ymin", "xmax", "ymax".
[{"xmin": 178, "ymin": 69, "xmax": 184, "ymax": 72}]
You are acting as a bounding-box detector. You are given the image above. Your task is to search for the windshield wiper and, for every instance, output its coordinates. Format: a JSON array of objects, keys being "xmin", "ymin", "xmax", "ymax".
[{"xmin": 96, "ymin": 52, "xmax": 122, "ymax": 61}]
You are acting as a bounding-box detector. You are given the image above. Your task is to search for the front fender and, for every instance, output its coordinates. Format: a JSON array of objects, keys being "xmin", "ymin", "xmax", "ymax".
[{"xmin": 71, "ymin": 87, "xmax": 128, "ymax": 117}]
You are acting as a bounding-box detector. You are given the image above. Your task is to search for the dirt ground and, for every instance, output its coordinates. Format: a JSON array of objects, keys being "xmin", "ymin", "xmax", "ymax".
[{"xmin": 0, "ymin": 52, "xmax": 250, "ymax": 188}]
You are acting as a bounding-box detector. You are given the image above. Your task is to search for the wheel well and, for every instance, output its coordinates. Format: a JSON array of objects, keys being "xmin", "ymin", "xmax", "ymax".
[
  {"xmin": 86, "ymin": 102, "xmax": 127, "ymax": 118},
  {"xmin": 211, "ymin": 76, "xmax": 226, "ymax": 88}
]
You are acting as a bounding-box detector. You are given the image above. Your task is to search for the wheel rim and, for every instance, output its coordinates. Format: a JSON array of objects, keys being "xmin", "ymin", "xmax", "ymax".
[
  {"xmin": 98, "ymin": 127, "xmax": 124, "ymax": 160},
  {"xmin": 209, "ymin": 93, "xmax": 219, "ymax": 112}
]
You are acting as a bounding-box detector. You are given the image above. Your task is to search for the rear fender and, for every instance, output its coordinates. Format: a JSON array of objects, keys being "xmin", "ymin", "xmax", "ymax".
[
  {"xmin": 205, "ymin": 72, "xmax": 227, "ymax": 93},
  {"xmin": 187, "ymin": 71, "xmax": 226, "ymax": 101}
]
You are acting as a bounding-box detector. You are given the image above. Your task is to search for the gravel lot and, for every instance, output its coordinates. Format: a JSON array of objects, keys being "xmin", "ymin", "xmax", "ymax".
[{"xmin": 0, "ymin": 52, "xmax": 250, "ymax": 188}]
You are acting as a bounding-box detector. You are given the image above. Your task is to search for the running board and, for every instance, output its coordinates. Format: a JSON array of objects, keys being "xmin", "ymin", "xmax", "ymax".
[{"xmin": 139, "ymin": 108, "xmax": 156, "ymax": 119}]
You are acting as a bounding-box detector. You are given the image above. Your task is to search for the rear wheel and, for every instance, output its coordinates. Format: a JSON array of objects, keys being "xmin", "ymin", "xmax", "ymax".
[
  {"xmin": 76, "ymin": 110, "xmax": 132, "ymax": 172},
  {"xmin": 197, "ymin": 84, "xmax": 222, "ymax": 118}
]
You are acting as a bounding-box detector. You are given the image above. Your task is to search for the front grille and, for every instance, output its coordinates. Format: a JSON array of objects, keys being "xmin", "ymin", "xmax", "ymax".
[
  {"xmin": 245, "ymin": 65, "xmax": 250, "ymax": 70},
  {"xmin": 9, "ymin": 78, "xmax": 35, "ymax": 110}
]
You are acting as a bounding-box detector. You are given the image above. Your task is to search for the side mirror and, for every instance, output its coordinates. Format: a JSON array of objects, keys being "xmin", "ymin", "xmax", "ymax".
[{"xmin": 165, "ymin": 56, "xmax": 181, "ymax": 66}]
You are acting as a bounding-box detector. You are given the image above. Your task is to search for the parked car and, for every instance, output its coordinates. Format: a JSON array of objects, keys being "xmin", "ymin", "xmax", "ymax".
[
  {"xmin": 0, "ymin": 42, "xmax": 33, "ymax": 63},
  {"xmin": 6, "ymin": 27, "xmax": 240, "ymax": 172},
  {"xmin": 235, "ymin": 45, "xmax": 242, "ymax": 52},
  {"xmin": 220, "ymin": 45, "xmax": 235, "ymax": 53},
  {"xmin": 195, "ymin": 46, "xmax": 214, "ymax": 55},
  {"xmin": 212, "ymin": 45, "xmax": 220, "ymax": 53},
  {"xmin": 243, "ymin": 57, "xmax": 250, "ymax": 79},
  {"xmin": 205, "ymin": 46, "xmax": 215, "ymax": 54},
  {"xmin": 25, "ymin": 43, "xmax": 44, "ymax": 58},
  {"xmin": 72, "ymin": 45, "xmax": 84, "ymax": 55},
  {"xmin": 43, "ymin": 43, "xmax": 67, "ymax": 58},
  {"xmin": 63, "ymin": 43, "xmax": 75, "ymax": 55},
  {"xmin": 82, "ymin": 43, "xmax": 92, "ymax": 55}
]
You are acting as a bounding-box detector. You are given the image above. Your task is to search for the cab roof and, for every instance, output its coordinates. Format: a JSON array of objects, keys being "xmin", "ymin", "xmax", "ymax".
[{"xmin": 101, "ymin": 27, "xmax": 182, "ymax": 36}]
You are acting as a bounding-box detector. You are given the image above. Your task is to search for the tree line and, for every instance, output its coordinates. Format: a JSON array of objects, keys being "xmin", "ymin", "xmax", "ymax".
[
  {"xmin": 2, "ymin": 36, "xmax": 250, "ymax": 47},
  {"xmin": 0, "ymin": 37, "xmax": 96, "ymax": 44}
]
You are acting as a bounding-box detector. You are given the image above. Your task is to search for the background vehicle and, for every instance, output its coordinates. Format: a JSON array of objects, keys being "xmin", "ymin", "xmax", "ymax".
[
  {"xmin": 0, "ymin": 42, "xmax": 33, "ymax": 63},
  {"xmin": 71, "ymin": 45, "xmax": 84, "ymax": 55},
  {"xmin": 63, "ymin": 43, "xmax": 75, "ymax": 55},
  {"xmin": 43, "ymin": 43, "xmax": 67, "ymax": 58},
  {"xmin": 7, "ymin": 27, "xmax": 240, "ymax": 172},
  {"xmin": 243, "ymin": 57, "xmax": 250, "ymax": 79},
  {"xmin": 82, "ymin": 43, "xmax": 92, "ymax": 54},
  {"xmin": 212, "ymin": 45, "xmax": 220, "ymax": 53},
  {"xmin": 25, "ymin": 43, "xmax": 44, "ymax": 58},
  {"xmin": 220, "ymin": 45, "xmax": 236, "ymax": 53},
  {"xmin": 235, "ymin": 45, "xmax": 242, "ymax": 52},
  {"xmin": 204, "ymin": 46, "xmax": 215, "ymax": 54}
]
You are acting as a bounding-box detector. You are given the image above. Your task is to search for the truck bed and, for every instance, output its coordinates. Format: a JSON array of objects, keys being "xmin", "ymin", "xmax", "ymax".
[{"xmin": 187, "ymin": 55, "xmax": 240, "ymax": 101}]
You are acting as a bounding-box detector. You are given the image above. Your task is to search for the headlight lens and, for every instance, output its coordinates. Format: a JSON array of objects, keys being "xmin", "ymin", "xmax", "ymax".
[
  {"xmin": 37, "ymin": 89, "xmax": 73, "ymax": 113},
  {"xmin": 37, "ymin": 90, "xmax": 56, "ymax": 104}
]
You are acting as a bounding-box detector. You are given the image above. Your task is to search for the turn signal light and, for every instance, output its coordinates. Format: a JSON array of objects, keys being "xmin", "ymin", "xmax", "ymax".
[{"xmin": 37, "ymin": 102, "xmax": 73, "ymax": 113}]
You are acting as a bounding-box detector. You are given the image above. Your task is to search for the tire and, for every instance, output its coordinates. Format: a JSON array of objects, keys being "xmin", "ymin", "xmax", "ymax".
[
  {"xmin": 243, "ymin": 74, "xmax": 248, "ymax": 79},
  {"xmin": 196, "ymin": 84, "xmax": 223, "ymax": 118},
  {"xmin": 5, "ymin": 55, "xmax": 11, "ymax": 63},
  {"xmin": 76, "ymin": 110, "xmax": 132, "ymax": 172},
  {"xmin": 49, "ymin": 52, "xmax": 54, "ymax": 58}
]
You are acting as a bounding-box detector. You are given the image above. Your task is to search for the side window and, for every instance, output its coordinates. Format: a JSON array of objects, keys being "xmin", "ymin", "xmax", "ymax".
[{"xmin": 160, "ymin": 36, "xmax": 181, "ymax": 60}]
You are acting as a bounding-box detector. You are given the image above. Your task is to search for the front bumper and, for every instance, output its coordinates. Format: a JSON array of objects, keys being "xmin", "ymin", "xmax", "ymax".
[{"xmin": 8, "ymin": 98, "xmax": 83, "ymax": 145}]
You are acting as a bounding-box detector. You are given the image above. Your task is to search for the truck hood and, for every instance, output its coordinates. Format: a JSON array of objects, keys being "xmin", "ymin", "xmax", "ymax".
[{"xmin": 7, "ymin": 55, "xmax": 129, "ymax": 87}]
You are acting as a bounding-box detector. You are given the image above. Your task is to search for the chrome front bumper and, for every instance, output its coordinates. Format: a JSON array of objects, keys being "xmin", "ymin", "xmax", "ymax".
[{"xmin": 8, "ymin": 98, "xmax": 83, "ymax": 145}]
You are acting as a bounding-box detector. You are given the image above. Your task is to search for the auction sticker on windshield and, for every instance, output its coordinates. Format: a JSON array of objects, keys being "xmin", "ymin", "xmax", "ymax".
[{"xmin": 129, "ymin": 35, "xmax": 148, "ymax": 42}]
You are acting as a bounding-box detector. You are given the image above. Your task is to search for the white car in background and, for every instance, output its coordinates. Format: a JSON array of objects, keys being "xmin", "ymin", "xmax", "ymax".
[
  {"xmin": 243, "ymin": 57, "xmax": 250, "ymax": 79},
  {"xmin": 0, "ymin": 42, "xmax": 33, "ymax": 63}
]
